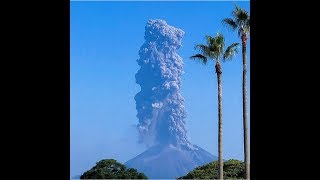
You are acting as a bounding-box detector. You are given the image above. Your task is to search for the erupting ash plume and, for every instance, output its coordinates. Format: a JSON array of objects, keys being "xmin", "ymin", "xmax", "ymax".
[
  {"xmin": 126, "ymin": 19, "xmax": 217, "ymax": 179},
  {"xmin": 134, "ymin": 19, "xmax": 193, "ymax": 149}
]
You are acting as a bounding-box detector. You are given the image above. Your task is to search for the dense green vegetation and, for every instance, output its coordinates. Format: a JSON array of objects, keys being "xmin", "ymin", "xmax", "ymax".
[
  {"xmin": 80, "ymin": 159, "xmax": 147, "ymax": 179},
  {"xmin": 177, "ymin": 159, "xmax": 245, "ymax": 179}
]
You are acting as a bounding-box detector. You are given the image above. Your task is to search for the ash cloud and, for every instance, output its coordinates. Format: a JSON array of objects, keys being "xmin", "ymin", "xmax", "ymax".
[{"xmin": 134, "ymin": 19, "xmax": 194, "ymax": 149}]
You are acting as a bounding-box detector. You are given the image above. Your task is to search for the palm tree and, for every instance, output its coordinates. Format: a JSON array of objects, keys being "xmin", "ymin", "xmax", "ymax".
[
  {"xmin": 222, "ymin": 4, "xmax": 250, "ymax": 180},
  {"xmin": 190, "ymin": 33, "xmax": 239, "ymax": 180}
]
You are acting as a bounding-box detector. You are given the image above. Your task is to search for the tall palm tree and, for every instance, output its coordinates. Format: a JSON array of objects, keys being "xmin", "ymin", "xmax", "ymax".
[
  {"xmin": 222, "ymin": 4, "xmax": 250, "ymax": 180},
  {"xmin": 190, "ymin": 33, "xmax": 239, "ymax": 180}
]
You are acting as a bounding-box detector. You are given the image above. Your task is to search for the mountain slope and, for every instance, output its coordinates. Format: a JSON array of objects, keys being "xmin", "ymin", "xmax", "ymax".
[{"xmin": 125, "ymin": 144, "xmax": 217, "ymax": 179}]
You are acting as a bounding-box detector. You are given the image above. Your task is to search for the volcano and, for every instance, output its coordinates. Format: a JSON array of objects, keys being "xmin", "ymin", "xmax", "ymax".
[
  {"xmin": 129, "ymin": 19, "xmax": 217, "ymax": 179},
  {"xmin": 125, "ymin": 144, "xmax": 217, "ymax": 179}
]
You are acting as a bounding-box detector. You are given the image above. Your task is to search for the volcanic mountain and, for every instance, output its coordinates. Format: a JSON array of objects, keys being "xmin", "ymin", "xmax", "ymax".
[
  {"xmin": 127, "ymin": 19, "xmax": 217, "ymax": 179},
  {"xmin": 125, "ymin": 144, "xmax": 217, "ymax": 179}
]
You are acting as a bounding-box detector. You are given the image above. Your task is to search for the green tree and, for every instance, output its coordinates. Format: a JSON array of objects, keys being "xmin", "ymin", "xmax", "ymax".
[
  {"xmin": 80, "ymin": 159, "xmax": 147, "ymax": 179},
  {"xmin": 177, "ymin": 159, "xmax": 245, "ymax": 179},
  {"xmin": 222, "ymin": 4, "xmax": 250, "ymax": 179},
  {"xmin": 190, "ymin": 33, "xmax": 239, "ymax": 180}
]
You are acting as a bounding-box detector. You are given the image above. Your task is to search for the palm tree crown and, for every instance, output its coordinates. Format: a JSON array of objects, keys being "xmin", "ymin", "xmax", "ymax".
[
  {"xmin": 190, "ymin": 33, "xmax": 239, "ymax": 69},
  {"xmin": 222, "ymin": 5, "xmax": 250, "ymax": 43}
]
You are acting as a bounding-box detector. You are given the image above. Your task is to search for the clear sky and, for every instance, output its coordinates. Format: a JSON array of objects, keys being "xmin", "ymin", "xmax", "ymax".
[{"xmin": 71, "ymin": 1, "xmax": 250, "ymax": 178}]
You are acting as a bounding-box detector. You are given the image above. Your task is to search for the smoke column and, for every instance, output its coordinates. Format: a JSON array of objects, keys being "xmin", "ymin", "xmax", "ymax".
[
  {"xmin": 135, "ymin": 19, "xmax": 194, "ymax": 149},
  {"xmin": 126, "ymin": 20, "xmax": 217, "ymax": 178}
]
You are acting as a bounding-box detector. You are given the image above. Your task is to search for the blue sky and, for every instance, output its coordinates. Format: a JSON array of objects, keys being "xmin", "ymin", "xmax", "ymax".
[{"xmin": 71, "ymin": 1, "xmax": 250, "ymax": 178}]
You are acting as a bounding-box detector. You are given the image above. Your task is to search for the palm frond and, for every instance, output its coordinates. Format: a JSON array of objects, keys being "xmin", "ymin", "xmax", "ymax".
[
  {"xmin": 222, "ymin": 18, "xmax": 238, "ymax": 31},
  {"xmin": 194, "ymin": 44, "xmax": 207, "ymax": 50},
  {"xmin": 194, "ymin": 44, "xmax": 210, "ymax": 57},
  {"xmin": 191, "ymin": 33, "xmax": 236, "ymax": 64},
  {"xmin": 237, "ymin": 10, "xmax": 249, "ymax": 23},
  {"xmin": 206, "ymin": 35, "xmax": 219, "ymax": 58},
  {"xmin": 190, "ymin": 54, "xmax": 208, "ymax": 65},
  {"xmin": 235, "ymin": 4, "xmax": 241, "ymax": 12},
  {"xmin": 215, "ymin": 33, "xmax": 225, "ymax": 54},
  {"xmin": 232, "ymin": 4, "xmax": 242, "ymax": 19},
  {"xmin": 215, "ymin": 33, "xmax": 225, "ymax": 44},
  {"xmin": 223, "ymin": 43, "xmax": 239, "ymax": 61},
  {"xmin": 232, "ymin": 4, "xmax": 250, "ymax": 37},
  {"xmin": 205, "ymin": 35, "xmax": 215, "ymax": 48}
]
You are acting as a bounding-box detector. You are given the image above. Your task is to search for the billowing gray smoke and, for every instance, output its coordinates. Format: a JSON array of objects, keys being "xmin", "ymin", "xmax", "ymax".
[
  {"xmin": 135, "ymin": 19, "xmax": 193, "ymax": 148},
  {"xmin": 127, "ymin": 19, "xmax": 217, "ymax": 179}
]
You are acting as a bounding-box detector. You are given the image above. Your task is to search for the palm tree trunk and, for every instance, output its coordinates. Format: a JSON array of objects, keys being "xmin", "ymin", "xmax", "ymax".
[
  {"xmin": 242, "ymin": 35, "xmax": 250, "ymax": 180},
  {"xmin": 215, "ymin": 61, "xmax": 223, "ymax": 180}
]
